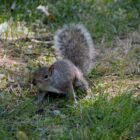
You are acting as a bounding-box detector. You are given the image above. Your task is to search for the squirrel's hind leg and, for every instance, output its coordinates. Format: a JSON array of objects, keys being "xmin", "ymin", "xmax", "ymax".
[
  {"xmin": 74, "ymin": 76, "xmax": 89, "ymax": 91},
  {"xmin": 74, "ymin": 77, "xmax": 92, "ymax": 98}
]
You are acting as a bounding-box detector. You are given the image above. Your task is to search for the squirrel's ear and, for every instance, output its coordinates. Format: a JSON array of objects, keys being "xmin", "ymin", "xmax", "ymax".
[{"xmin": 48, "ymin": 65, "xmax": 54, "ymax": 75}]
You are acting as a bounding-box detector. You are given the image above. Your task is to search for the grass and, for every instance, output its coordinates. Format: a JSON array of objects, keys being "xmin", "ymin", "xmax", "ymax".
[
  {"xmin": 0, "ymin": 0, "xmax": 140, "ymax": 139},
  {"xmin": 1, "ymin": 0, "xmax": 140, "ymax": 40},
  {"xmin": 0, "ymin": 86, "xmax": 140, "ymax": 139}
]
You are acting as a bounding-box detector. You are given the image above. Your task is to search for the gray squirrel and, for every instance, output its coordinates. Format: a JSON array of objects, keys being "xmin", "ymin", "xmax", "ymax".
[{"xmin": 32, "ymin": 24, "xmax": 96, "ymax": 104}]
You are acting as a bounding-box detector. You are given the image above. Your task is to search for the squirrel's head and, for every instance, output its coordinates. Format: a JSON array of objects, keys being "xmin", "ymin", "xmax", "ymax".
[
  {"xmin": 32, "ymin": 65, "xmax": 53, "ymax": 85},
  {"xmin": 32, "ymin": 65, "xmax": 63, "ymax": 94}
]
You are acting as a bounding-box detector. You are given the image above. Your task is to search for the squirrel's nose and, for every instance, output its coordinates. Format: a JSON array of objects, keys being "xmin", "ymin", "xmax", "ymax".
[{"xmin": 32, "ymin": 79, "xmax": 36, "ymax": 85}]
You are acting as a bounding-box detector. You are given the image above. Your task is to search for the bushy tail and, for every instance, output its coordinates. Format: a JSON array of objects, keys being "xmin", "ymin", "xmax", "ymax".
[{"xmin": 54, "ymin": 23, "xmax": 96, "ymax": 75}]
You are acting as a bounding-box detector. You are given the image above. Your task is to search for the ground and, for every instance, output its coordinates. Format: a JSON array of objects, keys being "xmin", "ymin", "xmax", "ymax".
[{"xmin": 0, "ymin": 0, "xmax": 140, "ymax": 140}]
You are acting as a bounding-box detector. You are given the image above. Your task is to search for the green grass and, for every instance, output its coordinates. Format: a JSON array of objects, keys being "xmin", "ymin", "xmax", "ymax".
[
  {"xmin": 0, "ymin": 0, "xmax": 140, "ymax": 139},
  {"xmin": 0, "ymin": 90, "xmax": 140, "ymax": 139},
  {"xmin": 0, "ymin": 0, "xmax": 140, "ymax": 41}
]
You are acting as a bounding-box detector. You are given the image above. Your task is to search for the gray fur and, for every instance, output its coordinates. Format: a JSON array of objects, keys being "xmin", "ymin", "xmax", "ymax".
[
  {"xmin": 54, "ymin": 23, "xmax": 96, "ymax": 75},
  {"xmin": 33, "ymin": 24, "xmax": 95, "ymax": 103},
  {"xmin": 33, "ymin": 60, "xmax": 88, "ymax": 103}
]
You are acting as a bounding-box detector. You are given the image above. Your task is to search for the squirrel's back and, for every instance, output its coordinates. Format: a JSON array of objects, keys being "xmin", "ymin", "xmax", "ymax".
[{"xmin": 54, "ymin": 24, "xmax": 96, "ymax": 75}]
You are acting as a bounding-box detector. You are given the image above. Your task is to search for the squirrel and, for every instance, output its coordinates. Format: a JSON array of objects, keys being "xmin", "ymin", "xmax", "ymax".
[{"xmin": 32, "ymin": 24, "xmax": 96, "ymax": 104}]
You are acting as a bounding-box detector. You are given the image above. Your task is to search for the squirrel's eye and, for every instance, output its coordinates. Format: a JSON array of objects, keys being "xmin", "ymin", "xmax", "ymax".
[{"xmin": 44, "ymin": 75, "xmax": 48, "ymax": 79}]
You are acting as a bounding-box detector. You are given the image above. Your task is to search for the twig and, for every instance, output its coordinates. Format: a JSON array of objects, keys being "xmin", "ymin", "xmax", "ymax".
[{"xmin": 31, "ymin": 39, "xmax": 53, "ymax": 45}]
